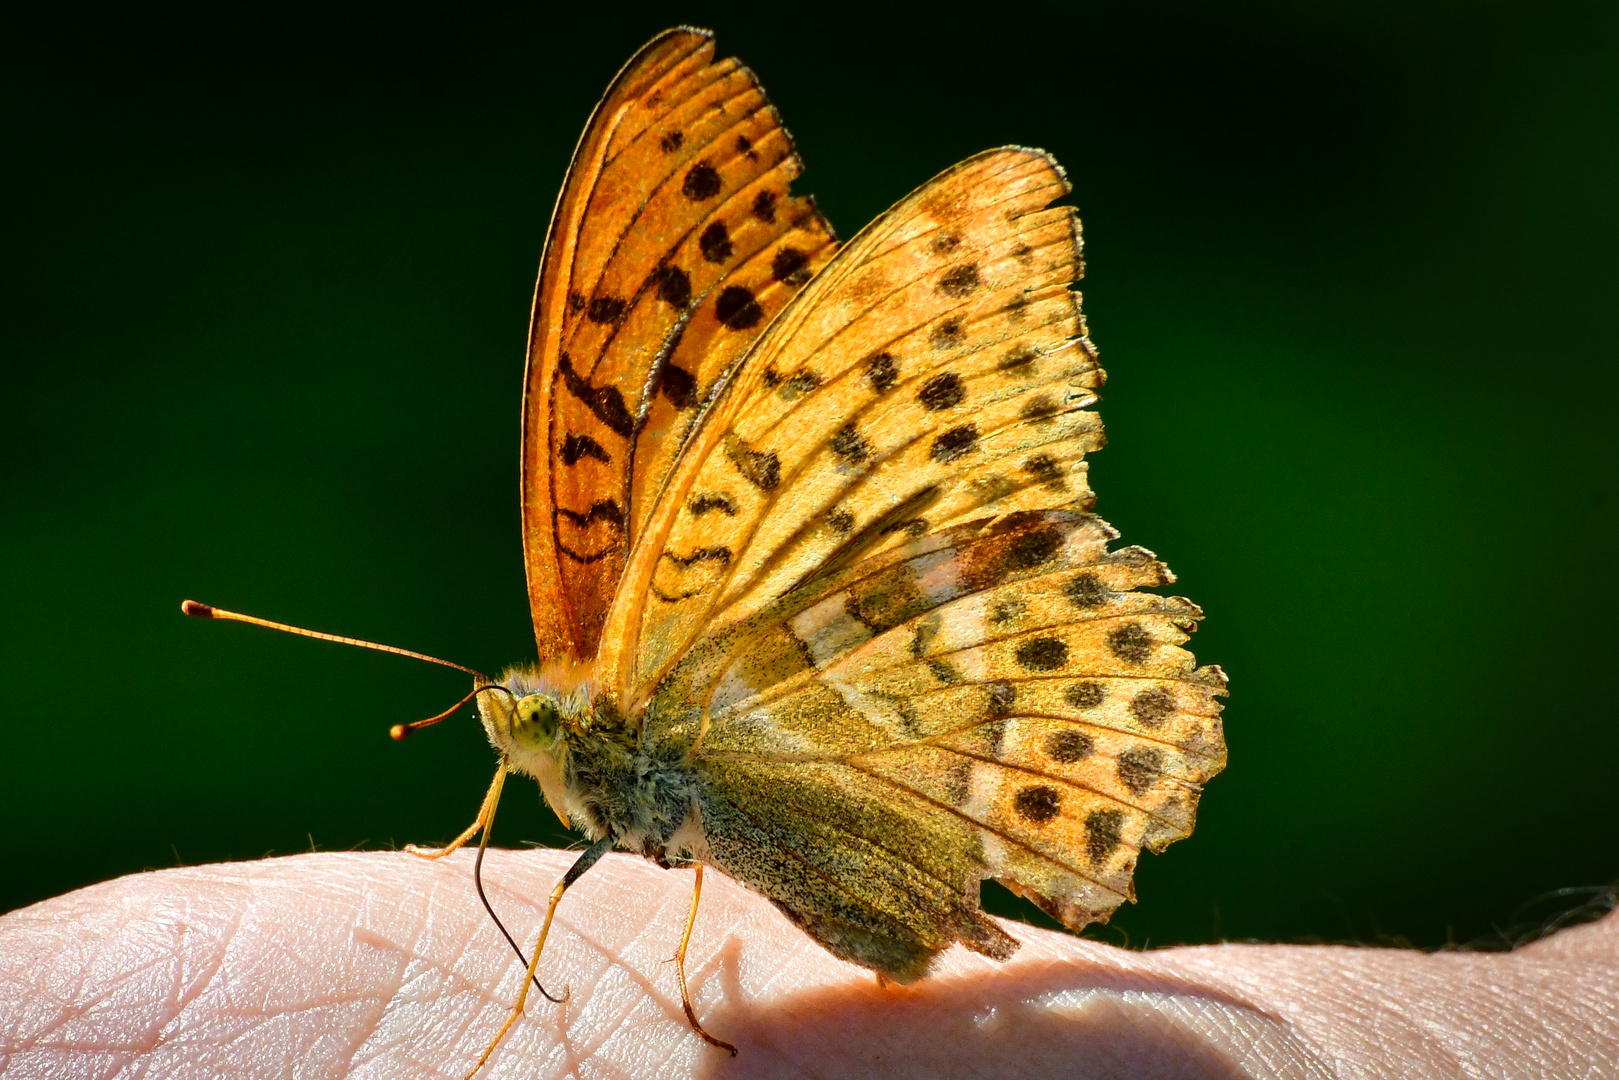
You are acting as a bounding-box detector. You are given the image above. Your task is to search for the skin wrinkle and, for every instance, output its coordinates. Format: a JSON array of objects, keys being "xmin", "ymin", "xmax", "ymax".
[
  {"xmin": 2, "ymin": 851, "xmax": 1614, "ymax": 1080},
  {"xmin": 329, "ymin": 902, "xmax": 410, "ymax": 1078},
  {"xmin": 458, "ymin": 863, "xmax": 678, "ymax": 1075},
  {"xmin": 165, "ymin": 899, "xmax": 220, "ymax": 1041},
  {"xmin": 1164, "ymin": 939, "xmax": 1619, "ymax": 1080},
  {"xmin": 35, "ymin": 887, "xmax": 241, "ymax": 1062},
  {"xmin": 530, "ymin": 880, "xmax": 701, "ymax": 1065}
]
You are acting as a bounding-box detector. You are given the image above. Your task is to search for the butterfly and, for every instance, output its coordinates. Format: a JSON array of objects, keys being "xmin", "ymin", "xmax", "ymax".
[{"xmin": 186, "ymin": 25, "xmax": 1226, "ymax": 1075}]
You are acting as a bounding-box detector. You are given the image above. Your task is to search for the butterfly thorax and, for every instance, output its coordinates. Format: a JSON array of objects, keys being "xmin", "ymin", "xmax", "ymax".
[{"xmin": 478, "ymin": 660, "xmax": 703, "ymax": 862}]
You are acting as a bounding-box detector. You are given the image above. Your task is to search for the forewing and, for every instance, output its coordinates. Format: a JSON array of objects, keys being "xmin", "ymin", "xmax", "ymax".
[{"xmin": 521, "ymin": 28, "xmax": 836, "ymax": 662}]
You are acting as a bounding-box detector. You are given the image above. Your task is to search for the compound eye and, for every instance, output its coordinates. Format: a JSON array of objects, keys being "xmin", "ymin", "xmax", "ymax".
[{"xmin": 513, "ymin": 694, "xmax": 560, "ymax": 746}]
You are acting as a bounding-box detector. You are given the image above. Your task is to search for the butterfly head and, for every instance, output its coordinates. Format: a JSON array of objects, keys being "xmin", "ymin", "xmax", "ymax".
[
  {"xmin": 480, "ymin": 662, "xmax": 593, "ymax": 746},
  {"xmin": 476, "ymin": 658, "xmax": 596, "ymax": 826}
]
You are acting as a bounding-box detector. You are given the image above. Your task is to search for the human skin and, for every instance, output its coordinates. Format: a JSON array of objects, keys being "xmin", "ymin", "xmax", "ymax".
[{"xmin": 0, "ymin": 849, "xmax": 1613, "ymax": 1079}]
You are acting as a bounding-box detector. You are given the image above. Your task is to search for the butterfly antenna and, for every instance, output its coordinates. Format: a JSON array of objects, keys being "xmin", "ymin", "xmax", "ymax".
[
  {"xmin": 181, "ymin": 599, "xmax": 501, "ymax": 737},
  {"xmin": 389, "ymin": 684, "xmax": 515, "ymax": 741},
  {"xmin": 182, "ymin": 598, "xmax": 484, "ymax": 674}
]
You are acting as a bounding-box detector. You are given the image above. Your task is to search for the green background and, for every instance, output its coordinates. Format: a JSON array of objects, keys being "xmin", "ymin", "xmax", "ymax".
[{"xmin": 5, "ymin": 3, "xmax": 1616, "ymax": 950}]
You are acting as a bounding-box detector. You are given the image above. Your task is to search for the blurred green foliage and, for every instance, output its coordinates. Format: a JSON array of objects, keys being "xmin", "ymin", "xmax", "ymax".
[{"xmin": 4, "ymin": 2, "xmax": 1616, "ymax": 949}]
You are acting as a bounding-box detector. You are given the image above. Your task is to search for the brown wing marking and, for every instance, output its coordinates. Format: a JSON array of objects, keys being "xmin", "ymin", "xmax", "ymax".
[{"xmin": 521, "ymin": 28, "xmax": 835, "ymax": 662}]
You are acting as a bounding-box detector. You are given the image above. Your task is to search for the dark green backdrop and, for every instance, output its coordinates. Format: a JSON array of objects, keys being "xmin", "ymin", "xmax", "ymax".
[{"xmin": 5, "ymin": 3, "xmax": 1616, "ymax": 949}]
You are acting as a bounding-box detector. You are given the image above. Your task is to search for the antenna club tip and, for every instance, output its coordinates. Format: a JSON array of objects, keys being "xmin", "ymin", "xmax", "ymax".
[
  {"xmin": 181, "ymin": 600, "xmax": 216, "ymax": 618},
  {"xmin": 389, "ymin": 724, "xmax": 410, "ymax": 741}
]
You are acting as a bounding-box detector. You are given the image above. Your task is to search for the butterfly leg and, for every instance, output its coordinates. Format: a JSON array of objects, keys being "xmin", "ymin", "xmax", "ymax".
[
  {"xmin": 408, "ymin": 760, "xmax": 508, "ymax": 860},
  {"xmin": 673, "ymin": 864, "xmax": 738, "ymax": 1055},
  {"xmin": 464, "ymin": 836, "xmax": 613, "ymax": 1080}
]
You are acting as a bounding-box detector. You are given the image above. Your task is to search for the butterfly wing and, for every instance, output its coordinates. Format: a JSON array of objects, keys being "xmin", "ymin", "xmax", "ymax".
[
  {"xmin": 602, "ymin": 148, "xmax": 1225, "ymax": 976},
  {"xmin": 521, "ymin": 28, "xmax": 836, "ymax": 662}
]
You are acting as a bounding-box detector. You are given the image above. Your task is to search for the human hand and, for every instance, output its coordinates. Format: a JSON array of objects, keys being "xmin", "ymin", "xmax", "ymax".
[{"xmin": 2, "ymin": 849, "xmax": 1613, "ymax": 1078}]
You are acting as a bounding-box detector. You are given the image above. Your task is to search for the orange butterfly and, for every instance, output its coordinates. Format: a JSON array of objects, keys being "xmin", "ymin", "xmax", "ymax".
[{"xmin": 188, "ymin": 26, "xmax": 1226, "ymax": 1075}]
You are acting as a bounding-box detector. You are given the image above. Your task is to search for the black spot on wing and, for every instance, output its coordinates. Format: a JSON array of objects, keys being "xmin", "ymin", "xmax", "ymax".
[
  {"xmin": 659, "ymin": 363, "xmax": 697, "ymax": 409},
  {"xmin": 735, "ymin": 133, "xmax": 757, "ymax": 160},
  {"xmin": 881, "ymin": 518, "xmax": 928, "ymax": 539},
  {"xmin": 830, "ymin": 422, "xmax": 870, "ymax": 465},
  {"xmin": 1046, "ymin": 729, "xmax": 1094, "ymax": 764},
  {"xmin": 699, "ymin": 222, "xmax": 733, "ymax": 264},
  {"xmin": 586, "ymin": 296, "xmax": 626, "ymax": 324},
  {"xmin": 927, "ymin": 658, "xmax": 961, "ymax": 685},
  {"xmin": 867, "ymin": 352, "xmax": 898, "ymax": 394},
  {"xmin": 1129, "ymin": 688, "xmax": 1175, "ymax": 728},
  {"xmin": 908, "ymin": 616, "xmax": 940, "ymax": 658},
  {"xmin": 555, "ymin": 499, "xmax": 624, "ymax": 526},
  {"xmin": 944, "ymin": 759, "xmax": 972, "ymax": 807},
  {"xmin": 751, "ymin": 189, "xmax": 777, "ymax": 223},
  {"xmin": 1015, "ymin": 636, "xmax": 1069, "ymax": 671},
  {"xmin": 557, "ymin": 353, "xmax": 633, "ymax": 437},
  {"xmin": 653, "ymin": 265, "xmax": 692, "ymax": 308},
  {"xmin": 715, "ymin": 285, "xmax": 763, "ymax": 330},
  {"xmin": 689, "ymin": 492, "xmax": 737, "ymax": 516},
  {"xmin": 932, "ymin": 318, "xmax": 965, "ymax": 349},
  {"xmin": 827, "ymin": 507, "xmax": 855, "ymax": 536},
  {"xmin": 1023, "ymin": 453, "xmax": 1065, "ymax": 488},
  {"xmin": 778, "ymin": 369, "xmax": 820, "ymax": 401},
  {"xmin": 682, "ymin": 161, "xmax": 723, "ymax": 201},
  {"xmin": 1065, "ymin": 682, "xmax": 1106, "ymax": 709},
  {"xmin": 1085, "ymin": 808, "xmax": 1124, "ymax": 864},
  {"xmin": 931, "ymin": 424, "xmax": 978, "ymax": 463},
  {"xmin": 1014, "ymin": 785, "xmax": 1061, "ymax": 824},
  {"xmin": 999, "ymin": 345, "xmax": 1038, "ymax": 373},
  {"xmin": 844, "ymin": 568, "xmax": 930, "ymax": 635},
  {"xmin": 660, "ymin": 130, "xmax": 684, "ymax": 153},
  {"xmin": 772, "ymin": 247, "xmax": 811, "ymax": 285},
  {"xmin": 989, "ymin": 597, "xmax": 1024, "ymax": 624},
  {"xmin": 986, "ymin": 681, "xmax": 1017, "ymax": 718},
  {"xmin": 560, "ymin": 433, "xmax": 611, "ymax": 466},
  {"xmin": 1107, "ymin": 624, "xmax": 1154, "ymax": 664},
  {"xmin": 1116, "ymin": 746, "xmax": 1164, "ymax": 796},
  {"xmin": 1020, "ymin": 395, "xmax": 1061, "ymax": 423},
  {"xmin": 918, "ymin": 372, "xmax": 966, "ymax": 411},
  {"xmin": 1064, "ymin": 573, "xmax": 1109, "ymax": 609},
  {"xmin": 937, "ymin": 264, "xmax": 981, "ymax": 298},
  {"xmin": 725, "ymin": 437, "xmax": 780, "ymax": 491},
  {"xmin": 567, "ymin": 292, "xmax": 586, "ymax": 314},
  {"xmin": 1001, "ymin": 527, "xmax": 1063, "ymax": 573},
  {"xmin": 929, "ymin": 231, "xmax": 961, "ymax": 255}
]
